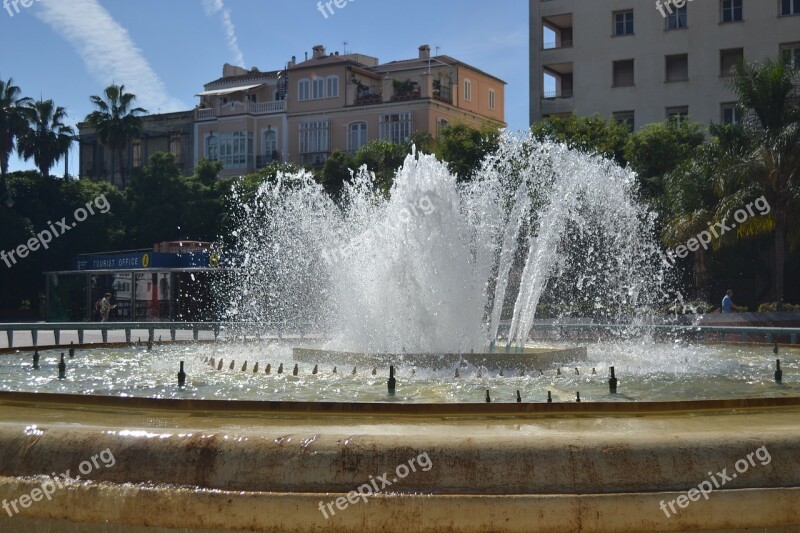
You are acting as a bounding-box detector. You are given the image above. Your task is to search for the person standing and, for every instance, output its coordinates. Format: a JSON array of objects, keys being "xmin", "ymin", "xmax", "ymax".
[
  {"xmin": 721, "ymin": 290, "xmax": 737, "ymax": 313},
  {"xmin": 98, "ymin": 293, "xmax": 116, "ymax": 322}
]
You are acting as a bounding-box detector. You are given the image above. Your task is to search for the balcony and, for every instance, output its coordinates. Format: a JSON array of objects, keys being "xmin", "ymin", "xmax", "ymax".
[
  {"xmin": 542, "ymin": 89, "xmax": 573, "ymax": 99},
  {"xmin": 195, "ymin": 100, "xmax": 286, "ymax": 120},
  {"xmin": 543, "ymin": 39, "xmax": 573, "ymax": 50},
  {"xmin": 354, "ymin": 91, "xmax": 382, "ymax": 106}
]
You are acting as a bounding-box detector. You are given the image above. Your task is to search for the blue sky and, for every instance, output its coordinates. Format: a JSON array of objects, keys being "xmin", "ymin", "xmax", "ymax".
[{"xmin": 1, "ymin": 0, "xmax": 529, "ymax": 175}]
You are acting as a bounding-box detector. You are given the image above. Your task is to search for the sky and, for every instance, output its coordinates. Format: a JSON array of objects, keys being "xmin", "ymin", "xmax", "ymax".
[{"xmin": 1, "ymin": 0, "xmax": 529, "ymax": 176}]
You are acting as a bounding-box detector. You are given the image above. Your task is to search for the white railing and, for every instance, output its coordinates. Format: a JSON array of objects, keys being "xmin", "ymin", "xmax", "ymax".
[
  {"xmin": 249, "ymin": 101, "xmax": 286, "ymax": 114},
  {"xmin": 196, "ymin": 108, "xmax": 216, "ymax": 120}
]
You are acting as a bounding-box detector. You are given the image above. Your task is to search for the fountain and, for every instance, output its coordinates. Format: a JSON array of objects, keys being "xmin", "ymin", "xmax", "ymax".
[{"xmin": 0, "ymin": 134, "xmax": 798, "ymax": 532}]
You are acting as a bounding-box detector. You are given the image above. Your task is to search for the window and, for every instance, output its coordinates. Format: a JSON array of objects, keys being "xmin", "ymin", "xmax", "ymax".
[
  {"xmin": 348, "ymin": 122, "xmax": 368, "ymax": 153},
  {"xmin": 299, "ymin": 120, "xmax": 330, "ymax": 164},
  {"xmin": 326, "ymin": 76, "xmax": 339, "ymax": 98},
  {"xmin": 464, "ymin": 79, "xmax": 472, "ymax": 101},
  {"xmin": 612, "ymin": 111, "xmax": 635, "ymax": 131},
  {"xmin": 312, "ymin": 78, "xmax": 325, "ymax": 100},
  {"xmin": 781, "ymin": 0, "xmax": 800, "ymax": 15},
  {"xmin": 298, "ymin": 79, "xmax": 310, "ymax": 101},
  {"xmin": 613, "ymin": 59, "xmax": 635, "ymax": 87},
  {"xmin": 169, "ymin": 134, "xmax": 181, "ymax": 162},
  {"xmin": 488, "ymin": 89, "xmax": 496, "ymax": 110},
  {"xmin": 665, "ymin": 54, "xmax": 689, "ymax": 82},
  {"xmin": 205, "ymin": 135, "xmax": 218, "ymax": 161},
  {"xmin": 614, "ymin": 10, "xmax": 634, "ymax": 36},
  {"xmin": 132, "ymin": 141, "xmax": 142, "ymax": 168},
  {"xmin": 721, "ymin": 0, "xmax": 742, "ymax": 22},
  {"xmin": 781, "ymin": 42, "xmax": 800, "ymax": 68},
  {"xmin": 263, "ymin": 129, "xmax": 278, "ymax": 161},
  {"xmin": 721, "ymin": 103, "xmax": 743, "ymax": 125},
  {"xmin": 436, "ymin": 118, "xmax": 450, "ymax": 137},
  {"xmin": 666, "ymin": 5, "xmax": 687, "ymax": 29},
  {"xmin": 720, "ymin": 48, "xmax": 743, "ymax": 76},
  {"xmin": 666, "ymin": 106, "xmax": 689, "ymax": 126},
  {"xmin": 216, "ymin": 131, "xmax": 252, "ymax": 169},
  {"xmin": 380, "ymin": 113, "xmax": 413, "ymax": 144},
  {"xmin": 245, "ymin": 94, "xmax": 257, "ymax": 103}
]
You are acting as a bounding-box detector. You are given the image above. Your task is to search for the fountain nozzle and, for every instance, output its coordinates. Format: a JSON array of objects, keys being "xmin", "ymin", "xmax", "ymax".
[
  {"xmin": 178, "ymin": 361, "xmax": 186, "ymax": 387},
  {"xmin": 775, "ymin": 359, "xmax": 782, "ymax": 384},
  {"xmin": 485, "ymin": 390, "xmax": 491, "ymax": 403},
  {"xmin": 33, "ymin": 350, "xmax": 40, "ymax": 370},
  {"xmin": 58, "ymin": 353, "xmax": 66, "ymax": 380},
  {"xmin": 609, "ymin": 366, "xmax": 618, "ymax": 394},
  {"xmin": 388, "ymin": 365, "xmax": 396, "ymax": 395}
]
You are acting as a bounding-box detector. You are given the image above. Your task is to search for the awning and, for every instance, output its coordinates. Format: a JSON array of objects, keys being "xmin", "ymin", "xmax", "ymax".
[{"xmin": 195, "ymin": 84, "xmax": 264, "ymax": 96}]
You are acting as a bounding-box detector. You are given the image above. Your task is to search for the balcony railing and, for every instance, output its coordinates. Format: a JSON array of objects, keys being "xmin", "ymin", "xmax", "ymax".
[
  {"xmin": 196, "ymin": 108, "xmax": 215, "ymax": 120},
  {"xmin": 354, "ymin": 91, "xmax": 382, "ymax": 106},
  {"xmin": 433, "ymin": 85, "xmax": 453, "ymax": 104},
  {"xmin": 543, "ymin": 39, "xmax": 573, "ymax": 50},
  {"xmin": 542, "ymin": 89, "xmax": 573, "ymax": 99},
  {"xmin": 195, "ymin": 100, "xmax": 286, "ymax": 120}
]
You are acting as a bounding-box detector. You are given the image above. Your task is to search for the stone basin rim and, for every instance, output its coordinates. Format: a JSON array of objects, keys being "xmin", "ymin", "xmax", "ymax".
[{"xmin": 1, "ymin": 391, "xmax": 800, "ymax": 416}]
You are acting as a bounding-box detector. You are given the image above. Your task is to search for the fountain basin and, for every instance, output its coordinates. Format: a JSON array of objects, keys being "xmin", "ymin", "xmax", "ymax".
[
  {"xmin": 292, "ymin": 345, "xmax": 588, "ymax": 371},
  {"xmin": 0, "ymin": 392, "xmax": 799, "ymax": 532}
]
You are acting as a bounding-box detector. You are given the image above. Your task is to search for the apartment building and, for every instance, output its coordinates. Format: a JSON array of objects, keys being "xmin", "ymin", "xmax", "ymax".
[
  {"xmin": 529, "ymin": 0, "xmax": 800, "ymax": 129},
  {"xmin": 78, "ymin": 110, "xmax": 195, "ymax": 187},
  {"xmin": 194, "ymin": 44, "xmax": 506, "ymax": 177}
]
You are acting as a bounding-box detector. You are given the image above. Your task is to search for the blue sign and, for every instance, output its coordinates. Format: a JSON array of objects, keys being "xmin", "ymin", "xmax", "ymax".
[{"xmin": 74, "ymin": 252, "xmax": 212, "ymax": 271}]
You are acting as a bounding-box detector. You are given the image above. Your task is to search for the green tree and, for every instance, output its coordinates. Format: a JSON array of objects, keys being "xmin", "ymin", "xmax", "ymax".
[
  {"xmin": 353, "ymin": 140, "xmax": 408, "ymax": 193},
  {"xmin": 0, "ymin": 77, "xmax": 31, "ymax": 193},
  {"xmin": 436, "ymin": 122, "xmax": 500, "ymax": 181},
  {"xmin": 530, "ymin": 114, "xmax": 630, "ymax": 165},
  {"xmin": 320, "ymin": 150, "xmax": 355, "ymax": 199},
  {"xmin": 16, "ymin": 100, "xmax": 74, "ymax": 179},
  {"xmin": 85, "ymin": 84, "xmax": 147, "ymax": 187},
  {"xmin": 624, "ymin": 119, "xmax": 705, "ymax": 210},
  {"xmin": 717, "ymin": 57, "xmax": 800, "ymax": 306}
]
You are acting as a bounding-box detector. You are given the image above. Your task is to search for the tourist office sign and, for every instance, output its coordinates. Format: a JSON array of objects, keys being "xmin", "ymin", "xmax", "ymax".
[{"xmin": 73, "ymin": 251, "xmax": 212, "ymax": 271}]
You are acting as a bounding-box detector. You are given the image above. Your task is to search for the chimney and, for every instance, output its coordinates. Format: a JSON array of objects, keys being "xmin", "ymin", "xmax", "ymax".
[
  {"xmin": 419, "ymin": 44, "xmax": 431, "ymax": 60},
  {"xmin": 312, "ymin": 45, "xmax": 326, "ymax": 59}
]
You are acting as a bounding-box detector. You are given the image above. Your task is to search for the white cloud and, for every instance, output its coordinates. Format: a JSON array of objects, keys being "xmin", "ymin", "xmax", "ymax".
[
  {"xmin": 202, "ymin": 0, "xmax": 245, "ymax": 68},
  {"xmin": 36, "ymin": 0, "xmax": 186, "ymax": 113}
]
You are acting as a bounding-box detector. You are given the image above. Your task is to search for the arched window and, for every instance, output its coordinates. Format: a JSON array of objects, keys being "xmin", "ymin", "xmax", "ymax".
[
  {"xmin": 349, "ymin": 122, "xmax": 367, "ymax": 153},
  {"xmin": 206, "ymin": 134, "xmax": 218, "ymax": 160},
  {"xmin": 264, "ymin": 129, "xmax": 278, "ymax": 162},
  {"xmin": 312, "ymin": 78, "xmax": 325, "ymax": 99},
  {"xmin": 298, "ymin": 79, "xmax": 310, "ymax": 101},
  {"xmin": 326, "ymin": 75, "xmax": 340, "ymax": 98}
]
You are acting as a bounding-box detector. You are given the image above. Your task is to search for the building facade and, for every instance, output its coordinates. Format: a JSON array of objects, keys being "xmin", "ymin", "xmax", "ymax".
[
  {"xmin": 194, "ymin": 44, "xmax": 506, "ymax": 177},
  {"xmin": 78, "ymin": 110, "xmax": 195, "ymax": 187},
  {"xmin": 530, "ymin": 0, "xmax": 800, "ymax": 129}
]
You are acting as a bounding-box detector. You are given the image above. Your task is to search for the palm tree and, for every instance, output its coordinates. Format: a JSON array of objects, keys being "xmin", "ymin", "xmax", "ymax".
[
  {"xmin": 719, "ymin": 58, "xmax": 800, "ymax": 307},
  {"xmin": 16, "ymin": 100, "xmax": 75, "ymax": 179},
  {"xmin": 85, "ymin": 84, "xmax": 147, "ymax": 187},
  {"xmin": 0, "ymin": 77, "xmax": 32, "ymax": 192}
]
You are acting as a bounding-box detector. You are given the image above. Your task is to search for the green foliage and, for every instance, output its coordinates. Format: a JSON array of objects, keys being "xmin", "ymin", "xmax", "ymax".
[
  {"xmin": 16, "ymin": 99, "xmax": 74, "ymax": 178},
  {"xmin": 320, "ymin": 150, "xmax": 354, "ymax": 199},
  {"xmin": 624, "ymin": 119, "xmax": 705, "ymax": 207},
  {"xmin": 435, "ymin": 122, "xmax": 500, "ymax": 181},
  {"xmin": 530, "ymin": 114, "xmax": 630, "ymax": 166},
  {"xmin": 353, "ymin": 139, "xmax": 408, "ymax": 193}
]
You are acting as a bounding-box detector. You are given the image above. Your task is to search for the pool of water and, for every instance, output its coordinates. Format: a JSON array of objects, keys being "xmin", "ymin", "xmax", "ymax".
[{"xmin": 1, "ymin": 340, "xmax": 798, "ymax": 403}]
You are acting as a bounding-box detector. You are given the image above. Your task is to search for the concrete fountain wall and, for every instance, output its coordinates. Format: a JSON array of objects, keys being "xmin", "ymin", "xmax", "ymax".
[{"xmin": 1, "ymin": 392, "xmax": 799, "ymax": 532}]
